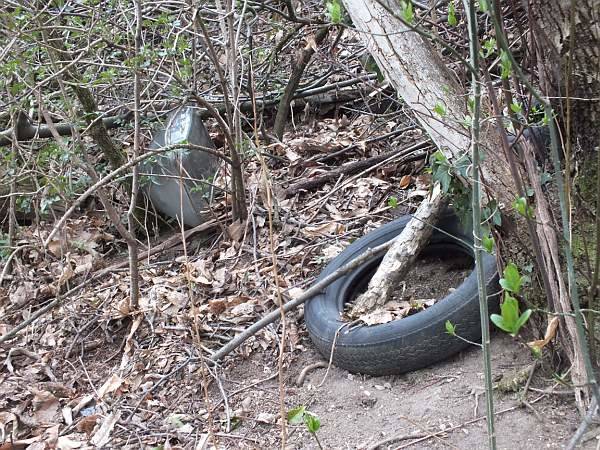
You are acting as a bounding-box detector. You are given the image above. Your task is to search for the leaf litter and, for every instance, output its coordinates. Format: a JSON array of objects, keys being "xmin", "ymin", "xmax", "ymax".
[{"xmin": 1, "ymin": 106, "xmax": 431, "ymax": 447}]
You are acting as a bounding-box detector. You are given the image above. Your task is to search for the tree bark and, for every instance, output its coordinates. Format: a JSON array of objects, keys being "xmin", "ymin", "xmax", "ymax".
[
  {"xmin": 527, "ymin": 0, "xmax": 600, "ymax": 151},
  {"xmin": 526, "ymin": 0, "xmax": 600, "ymax": 407},
  {"xmin": 341, "ymin": 0, "xmax": 513, "ymax": 316}
]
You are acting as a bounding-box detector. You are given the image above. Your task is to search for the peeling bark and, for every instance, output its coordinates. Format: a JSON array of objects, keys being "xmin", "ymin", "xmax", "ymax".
[{"xmin": 342, "ymin": 0, "xmax": 513, "ymax": 315}]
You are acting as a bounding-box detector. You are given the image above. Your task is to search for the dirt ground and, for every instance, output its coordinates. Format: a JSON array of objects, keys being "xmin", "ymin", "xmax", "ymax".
[
  {"xmin": 1, "ymin": 237, "xmax": 591, "ymax": 450},
  {"xmin": 214, "ymin": 332, "xmax": 587, "ymax": 449}
]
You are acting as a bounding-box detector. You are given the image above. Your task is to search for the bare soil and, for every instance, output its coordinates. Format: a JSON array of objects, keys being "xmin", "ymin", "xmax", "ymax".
[{"xmin": 213, "ymin": 333, "xmax": 586, "ymax": 449}]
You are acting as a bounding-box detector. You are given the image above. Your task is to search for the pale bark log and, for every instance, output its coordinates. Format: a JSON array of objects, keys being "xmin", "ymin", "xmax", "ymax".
[{"xmin": 342, "ymin": 0, "xmax": 513, "ymax": 315}]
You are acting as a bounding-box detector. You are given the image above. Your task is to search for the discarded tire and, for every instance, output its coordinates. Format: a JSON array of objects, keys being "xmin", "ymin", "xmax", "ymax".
[{"xmin": 304, "ymin": 213, "xmax": 500, "ymax": 375}]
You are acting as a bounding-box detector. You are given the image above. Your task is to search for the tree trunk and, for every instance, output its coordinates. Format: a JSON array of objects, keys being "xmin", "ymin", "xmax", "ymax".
[
  {"xmin": 526, "ymin": 0, "xmax": 600, "ymax": 407},
  {"xmin": 527, "ymin": 0, "xmax": 600, "ymax": 151},
  {"xmin": 341, "ymin": 0, "xmax": 514, "ymax": 316}
]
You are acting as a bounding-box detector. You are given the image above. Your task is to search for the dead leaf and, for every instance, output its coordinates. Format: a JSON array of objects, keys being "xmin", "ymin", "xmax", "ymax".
[
  {"xmin": 120, "ymin": 315, "xmax": 142, "ymax": 370},
  {"xmin": 229, "ymin": 301, "xmax": 255, "ymax": 318},
  {"xmin": 90, "ymin": 411, "xmax": 121, "ymax": 447},
  {"xmin": 256, "ymin": 412, "xmax": 277, "ymax": 424},
  {"xmin": 306, "ymin": 36, "xmax": 318, "ymax": 52},
  {"xmin": 31, "ymin": 388, "xmax": 61, "ymax": 424},
  {"xmin": 97, "ymin": 374, "xmax": 123, "ymax": 400},
  {"xmin": 415, "ymin": 174, "xmax": 432, "ymax": 189},
  {"xmin": 208, "ymin": 299, "xmax": 227, "ymax": 315},
  {"xmin": 47, "ymin": 239, "xmax": 67, "ymax": 257},
  {"xmin": 0, "ymin": 436, "xmax": 42, "ymax": 450},
  {"xmin": 527, "ymin": 316, "xmax": 559, "ymax": 352},
  {"xmin": 399, "ymin": 175, "xmax": 412, "ymax": 189},
  {"xmin": 287, "ymin": 287, "xmax": 304, "ymax": 300},
  {"xmin": 304, "ymin": 222, "xmax": 344, "ymax": 237},
  {"xmin": 73, "ymin": 254, "xmax": 94, "ymax": 276},
  {"xmin": 321, "ymin": 243, "xmax": 344, "ymax": 260},
  {"xmin": 284, "ymin": 147, "xmax": 301, "ymax": 163},
  {"xmin": 56, "ymin": 262, "xmax": 75, "ymax": 288},
  {"xmin": 227, "ymin": 220, "xmax": 245, "ymax": 242},
  {"xmin": 56, "ymin": 436, "xmax": 82, "ymax": 449},
  {"xmin": 361, "ymin": 308, "xmax": 394, "ymax": 326},
  {"xmin": 10, "ymin": 282, "xmax": 37, "ymax": 308},
  {"xmin": 75, "ymin": 414, "xmax": 99, "ymax": 436}
]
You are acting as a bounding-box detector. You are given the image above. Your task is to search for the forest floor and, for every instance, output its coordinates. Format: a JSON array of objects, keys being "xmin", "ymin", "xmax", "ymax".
[{"xmin": 0, "ymin": 107, "xmax": 590, "ymax": 450}]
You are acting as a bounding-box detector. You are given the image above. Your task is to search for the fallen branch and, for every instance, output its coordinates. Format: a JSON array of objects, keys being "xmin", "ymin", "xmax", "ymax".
[
  {"xmin": 284, "ymin": 140, "xmax": 429, "ymax": 197},
  {"xmin": 209, "ymin": 237, "xmax": 397, "ymax": 363},
  {"xmin": 273, "ymin": 25, "xmax": 331, "ymax": 139},
  {"xmin": 0, "ymin": 111, "xmax": 132, "ymax": 147}
]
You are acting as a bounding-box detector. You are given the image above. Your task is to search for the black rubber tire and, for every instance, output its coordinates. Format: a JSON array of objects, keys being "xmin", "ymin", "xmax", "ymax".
[{"xmin": 304, "ymin": 213, "xmax": 500, "ymax": 375}]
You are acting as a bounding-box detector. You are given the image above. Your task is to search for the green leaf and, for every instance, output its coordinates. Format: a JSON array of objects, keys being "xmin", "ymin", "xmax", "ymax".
[
  {"xmin": 401, "ymin": 0, "xmax": 414, "ymax": 24},
  {"xmin": 304, "ymin": 412, "xmax": 321, "ymax": 433},
  {"xmin": 433, "ymin": 103, "xmax": 446, "ymax": 117},
  {"xmin": 500, "ymin": 49, "xmax": 512, "ymax": 79},
  {"xmin": 510, "ymin": 102, "xmax": 522, "ymax": 114},
  {"xmin": 543, "ymin": 111, "xmax": 550, "ymax": 126},
  {"xmin": 326, "ymin": 0, "xmax": 342, "ymax": 23},
  {"xmin": 490, "ymin": 313, "xmax": 511, "ymax": 334},
  {"xmin": 515, "ymin": 309, "xmax": 532, "ymax": 331},
  {"xmin": 490, "ymin": 293, "xmax": 524, "ymax": 336},
  {"xmin": 448, "ymin": 2, "xmax": 457, "ymax": 26},
  {"xmin": 500, "ymin": 262, "xmax": 522, "ymax": 294},
  {"xmin": 445, "ymin": 320, "xmax": 456, "ymax": 335},
  {"xmin": 513, "ymin": 196, "xmax": 534, "ymax": 219},
  {"xmin": 467, "ymin": 97, "xmax": 475, "ymax": 113},
  {"xmin": 482, "ymin": 235, "xmax": 494, "ymax": 253},
  {"xmin": 430, "ymin": 151, "xmax": 452, "ymax": 193},
  {"xmin": 492, "ymin": 294, "xmax": 530, "ymax": 337},
  {"xmin": 287, "ymin": 406, "xmax": 306, "ymax": 424},
  {"xmin": 482, "ymin": 38, "xmax": 496, "ymax": 58},
  {"xmin": 500, "ymin": 293, "xmax": 519, "ymax": 328},
  {"xmin": 479, "ymin": 0, "xmax": 489, "ymax": 12},
  {"xmin": 387, "ymin": 196, "xmax": 399, "ymax": 208}
]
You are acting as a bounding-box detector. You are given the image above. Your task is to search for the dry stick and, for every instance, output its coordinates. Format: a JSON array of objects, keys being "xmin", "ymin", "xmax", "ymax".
[
  {"xmin": 284, "ymin": 140, "xmax": 429, "ymax": 197},
  {"xmin": 209, "ymin": 238, "xmax": 395, "ymax": 363},
  {"xmin": 488, "ymin": 0, "xmax": 600, "ymax": 410},
  {"xmin": 296, "ymin": 362, "xmax": 328, "ymax": 387},
  {"xmin": 127, "ymin": 0, "xmax": 143, "ymax": 310},
  {"xmin": 273, "ymin": 25, "xmax": 331, "ymax": 139},
  {"xmin": 0, "ymin": 112, "xmax": 132, "ymax": 146},
  {"xmin": 369, "ymin": 404, "xmax": 526, "ymax": 450},
  {"xmin": 566, "ymin": 397, "xmax": 598, "ymax": 450},
  {"xmin": 314, "ymin": 125, "xmax": 419, "ymax": 163},
  {"xmin": 465, "ymin": 4, "xmax": 495, "ymax": 448},
  {"xmin": 0, "ymin": 76, "xmax": 373, "ymax": 147},
  {"xmin": 482, "ymin": 71, "xmax": 555, "ymax": 313}
]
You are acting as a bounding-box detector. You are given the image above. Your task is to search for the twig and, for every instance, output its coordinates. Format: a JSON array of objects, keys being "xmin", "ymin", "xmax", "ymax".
[
  {"xmin": 566, "ymin": 397, "xmax": 599, "ymax": 450},
  {"xmin": 296, "ymin": 362, "xmax": 328, "ymax": 387},
  {"xmin": 273, "ymin": 25, "xmax": 331, "ymax": 139},
  {"xmin": 285, "ymin": 140, "xmax": 429, "ymax": 197},
  {"xmin": 465, "ymin": 1, "xmax": 496, "ymax": 447}
]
